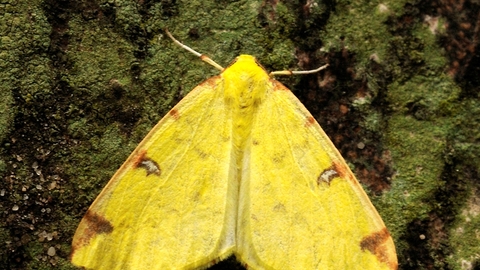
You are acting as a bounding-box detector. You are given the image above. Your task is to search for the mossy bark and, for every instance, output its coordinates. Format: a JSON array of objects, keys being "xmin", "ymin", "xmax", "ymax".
[{"xmin": 1, "ymin": 0, "xmax": 479, "ymax": 269}]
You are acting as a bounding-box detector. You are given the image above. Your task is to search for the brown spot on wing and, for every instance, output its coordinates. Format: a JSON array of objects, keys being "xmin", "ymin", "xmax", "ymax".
[
  {"xmin": 331, "ymin": 160, "xmax": 358, "ymax": 185},
  {"xmin": 83, "ymin": 210, "xmax": 114, "ymax": 235},
  {"xmin": 133, "ymin": 150, "xmax": 161, "ymax": 176},
  {"xmin": 70, "ymin": 210, "xmax": 113, "ymax": 259},
  {"xmin": 332, "ymin": 160, "xmax": 348, "ymax": 178},
  {"xmin": 133, "ymin": 150, "xmax": 148, "ymax": 167},
  {"xmin": 360, "ymin": 228, "xmax": 397, "ymax": 269},
  {"xmin": 305, "ymin": 116, "xmax": 316, "ymax": 127},
  {"xmin": 169, "ymin": 109, "xmax": 180, "ymax": 120}
]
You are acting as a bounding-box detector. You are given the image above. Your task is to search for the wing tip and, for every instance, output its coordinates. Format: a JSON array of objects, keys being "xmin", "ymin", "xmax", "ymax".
[
  {"xmin": 70, "ymin": 210, "xmax": 114, "ymax": 262},
  {"xmin": 360, "ymin": 227, "xmax": 398, "ymax": 269}
]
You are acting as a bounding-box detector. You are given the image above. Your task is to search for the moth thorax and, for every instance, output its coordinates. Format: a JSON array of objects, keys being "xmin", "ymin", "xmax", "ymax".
[{"xmin": 232, "ymin": 87, "xmax": 265, "ymax": 145}]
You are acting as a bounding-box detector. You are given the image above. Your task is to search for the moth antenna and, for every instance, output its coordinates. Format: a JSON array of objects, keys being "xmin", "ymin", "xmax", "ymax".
[
  {"xmin": 269, "ymin": 63, "xmax": 329, "ymax": 77},
  {"xmin": 164, "ymin": 29, "xmax": 224, "ymax": 71}
]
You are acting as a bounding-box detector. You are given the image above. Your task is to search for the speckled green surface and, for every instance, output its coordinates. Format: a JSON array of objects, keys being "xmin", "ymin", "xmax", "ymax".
[{"xmin": 1, "ymin": 0, "xmax": 479, "ymax": 269}]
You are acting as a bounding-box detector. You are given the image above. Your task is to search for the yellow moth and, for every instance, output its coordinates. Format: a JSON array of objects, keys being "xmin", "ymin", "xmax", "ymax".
[{"xmin": 71, "ymin": 30, "xmax": 398, "ymax": 270}]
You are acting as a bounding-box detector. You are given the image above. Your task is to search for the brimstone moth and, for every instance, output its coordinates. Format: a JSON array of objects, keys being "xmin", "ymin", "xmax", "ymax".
[{"xmin": 70, "ymin": 30, "xmax": 398, "ymax": 270}]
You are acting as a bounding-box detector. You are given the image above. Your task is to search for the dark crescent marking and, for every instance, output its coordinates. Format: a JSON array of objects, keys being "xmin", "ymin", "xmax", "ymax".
[
  {"xmin": 134, "ymin": 151, "xmax": 161, "ymax": 176},
  {"xmin": 317, "ymin": 166, "xmax": 339, "ymax": 185}
]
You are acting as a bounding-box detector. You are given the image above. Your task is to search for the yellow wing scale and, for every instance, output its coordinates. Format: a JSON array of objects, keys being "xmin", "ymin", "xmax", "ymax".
[{"xmin": 71, "ymin": 54, "xmax": 397, "ymax": 269}]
